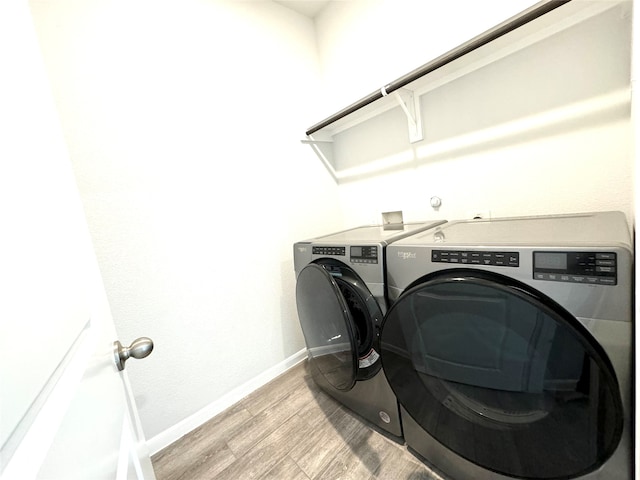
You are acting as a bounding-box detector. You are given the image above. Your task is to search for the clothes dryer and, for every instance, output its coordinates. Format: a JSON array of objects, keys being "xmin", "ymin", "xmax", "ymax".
[
  {"xmin": 294, "ymin": 221, "xmax": 445, "ymax": 437},
  {"xmin": 382, "ymin": 211, "xmax": 632, "ymax": 479}
]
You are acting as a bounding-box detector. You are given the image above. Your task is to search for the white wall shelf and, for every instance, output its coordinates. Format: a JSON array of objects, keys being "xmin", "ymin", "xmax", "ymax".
[{"xmin": 304, "ymin": 0, "xmax": 629, "ymax": 183}]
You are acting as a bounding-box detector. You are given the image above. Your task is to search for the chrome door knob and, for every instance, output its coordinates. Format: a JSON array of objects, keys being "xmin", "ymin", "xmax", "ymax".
[{"xmin": 114, "ymin": 337, "xmax": 154, "ymax": 371}]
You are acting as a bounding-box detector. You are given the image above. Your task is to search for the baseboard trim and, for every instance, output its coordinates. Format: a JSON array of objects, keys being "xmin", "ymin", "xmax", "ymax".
[{"xmin": 146, "ymin": 348, "xmax": 307, "ymax": 456}]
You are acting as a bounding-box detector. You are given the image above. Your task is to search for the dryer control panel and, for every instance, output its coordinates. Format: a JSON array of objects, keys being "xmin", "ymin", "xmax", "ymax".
[{"xmin": 533, "ymin": 251, "xmax": 616, "ymax": 285}]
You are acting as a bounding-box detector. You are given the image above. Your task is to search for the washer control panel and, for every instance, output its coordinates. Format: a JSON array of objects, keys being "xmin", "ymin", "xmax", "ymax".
[
  {"xmin": 350, "ymin": 246, "xmax": 378, "ymax": 264},
  {"xmin": 312, "ymin": 245, "xmax": 379, "ymax": 264},
  {"xmin": 432, "ymin": 250, "xmax": 519, "ymax": 267},
  {"xmin": 533, "ymin": 251, "xmax": 616, "ymax": 285}
]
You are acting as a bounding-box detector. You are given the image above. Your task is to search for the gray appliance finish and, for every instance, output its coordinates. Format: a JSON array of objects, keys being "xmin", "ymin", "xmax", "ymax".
[
  {"xmin": 294, "ymin": 221, "xmax": 446, "ymax": 437},
  {"xmin": 383, "ymin": 211, "xmax": 633, "ymax": 479}
]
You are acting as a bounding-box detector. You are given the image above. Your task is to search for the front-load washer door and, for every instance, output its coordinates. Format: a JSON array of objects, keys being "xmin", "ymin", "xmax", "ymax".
[
  {"xmin": 296, "ymin": 263, "xmax": 358, "ymax": 391},
  {"xmin": 380, "ymin": 268, "xmax": 623, "ymax": 479}
]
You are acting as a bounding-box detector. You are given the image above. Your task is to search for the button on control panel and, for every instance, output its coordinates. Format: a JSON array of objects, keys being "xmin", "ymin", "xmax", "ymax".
[
  {"xmin": 432, "ymin": 250, "xmax": 519, "ymax": 267},
  {"xmin": 533, "ymin": 252, "xmax": 616, "ymax": 285},
  {"xmin": 313, "ymin": 246, "xmax": 345, "ymax": 256}
]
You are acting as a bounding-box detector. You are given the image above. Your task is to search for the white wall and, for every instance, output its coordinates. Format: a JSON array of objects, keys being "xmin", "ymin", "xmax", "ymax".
[
  {"xmin": 314, "ymin": 0, "xmax": 538, "ymax": 119},
  {"xmin": 29, "ymin": 0, "xmax": 342, "ymax": 446},
  {"xmin": 315, "ymin": 0, "xmax": 634, "ymax": 227}
]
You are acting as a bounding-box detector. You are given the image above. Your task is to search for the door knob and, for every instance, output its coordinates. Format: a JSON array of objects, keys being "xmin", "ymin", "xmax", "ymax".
[{"xmin": 113, "ymin": 337, "xmax": 154, "ymax": 371}]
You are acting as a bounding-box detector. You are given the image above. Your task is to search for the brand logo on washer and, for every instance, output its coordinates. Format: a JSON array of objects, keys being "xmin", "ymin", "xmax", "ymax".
[
  {"xmin": 397, "ymin": 251, "xmax": 417, "ymax": 260},
  {"xmin": 297, "ymin": 246, "xmax": 307, "ymax": 253}
]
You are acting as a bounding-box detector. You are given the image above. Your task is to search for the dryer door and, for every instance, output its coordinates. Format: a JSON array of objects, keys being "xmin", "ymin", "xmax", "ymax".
[
  {"xmin": 380, "ymin": 268, "xmax": 623, "ymax": 479},
  {"xmin": 296, "ymin": 263, "xmax": 358, "ymax": 391}
]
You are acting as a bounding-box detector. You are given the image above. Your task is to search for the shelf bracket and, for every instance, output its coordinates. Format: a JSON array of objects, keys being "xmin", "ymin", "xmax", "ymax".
[{"xmin": 387, "ymin": 87, "xmax": 423, "ymax": 143}]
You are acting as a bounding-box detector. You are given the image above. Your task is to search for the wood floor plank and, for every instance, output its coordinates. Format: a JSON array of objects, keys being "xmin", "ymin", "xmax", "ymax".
[
  {"xmin": 314, "ymin": 421, "xmax": 386, "ymax": 480},
  {"xmin": 213, "ymin": 414, "xmax": 310, "ymax": 480},
  {"xmin": 289, "ymin": 407, "xmax": 367, "ymax": 479},
  {"xmin": 152, "ymin": 438, "xmax": 236, "ymax": 480},
  {"xmin": 158, "ymin": 402, "xmax": 253, "ymax": 460},
  {"xmin": 296, "ymin": 384, "xmax": 341, "ymax": 428},
  {"xmin": 372, "ymin": 440, "xmax": 442, "ymax": 480},
  {"xmin": 226, "ymin": 380, "xmax": 317, "ymax": 456},
  {"xmin": 240, "ymin": 362, "xmax": 308, "ymax": 416},
  {"xmin": 151, "ymin": 404, "xmax": 251, "ymax": 479},
  {"xmin": 260, "ymin": 456, "xmax": 310, "ymax": 480}
]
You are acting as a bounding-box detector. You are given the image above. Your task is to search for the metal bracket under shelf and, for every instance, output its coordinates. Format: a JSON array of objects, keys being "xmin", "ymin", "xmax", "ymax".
[{"xmin": 384, "ymin": 87, "xmax": 424, "ymax": 143}]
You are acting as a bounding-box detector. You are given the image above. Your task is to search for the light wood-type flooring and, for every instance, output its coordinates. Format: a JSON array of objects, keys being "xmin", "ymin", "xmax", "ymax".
[{"xmin": 152, "ymin": 361, "xmax": 444, "ymax": 480}]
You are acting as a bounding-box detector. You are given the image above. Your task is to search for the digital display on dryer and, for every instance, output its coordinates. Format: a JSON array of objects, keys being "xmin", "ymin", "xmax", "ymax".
[
  {"xmin": 533, "ymin": 251, "xmax": 617, "ymax": 285},
  {"xmin": 350, "ymin": 246, "xmax": 378, "ymax": 264},
  {"xmin": 534, "ymin": 252, "xmax": 567, "ymax": 270}
]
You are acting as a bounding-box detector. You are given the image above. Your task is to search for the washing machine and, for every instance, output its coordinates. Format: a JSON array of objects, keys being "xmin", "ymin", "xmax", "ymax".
[
  {"xmin": 294, "ymin": 220, "xmax": 446, "ymax": 437},
  {"xmin": 382, "ymin": 211, "xmax": 632, "ymax": 479}
]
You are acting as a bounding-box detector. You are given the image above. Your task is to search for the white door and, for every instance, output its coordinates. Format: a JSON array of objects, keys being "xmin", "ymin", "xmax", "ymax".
[{"xmin": 0, "ymin": 2, "xmax": 156, "ymax": 479}]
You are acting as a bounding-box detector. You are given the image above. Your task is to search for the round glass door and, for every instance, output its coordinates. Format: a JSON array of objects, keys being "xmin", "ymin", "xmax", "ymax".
[
  {"xmin": 296, "ymin": 263, "xmax": 357, "ymax": 391},
  {"xmin": 381, "ymin": 269, "xmax": 623, "ymax": 479}
]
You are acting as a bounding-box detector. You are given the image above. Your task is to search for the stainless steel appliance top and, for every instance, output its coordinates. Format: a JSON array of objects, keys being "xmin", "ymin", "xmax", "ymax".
[
  {"xmin": 308, "ymin": 220, "xmax": 446, "ymax": 245},
  {"xmin": 394, "ymin": 211, "xmax": 630, "ymax": 250}
]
